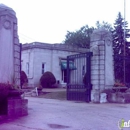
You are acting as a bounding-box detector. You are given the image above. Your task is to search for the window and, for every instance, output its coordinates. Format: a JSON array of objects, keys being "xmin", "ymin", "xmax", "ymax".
[
  {"xmin": 42, "ymin": 63, "xmax": 45, "ymax": 74},
  {"xmin": 62, "ymin": 70, "xmax": 67, "ymax": 83},
  {"xmin": 26, "ymin": 62, "xmax": 29, "ymax": 75}
]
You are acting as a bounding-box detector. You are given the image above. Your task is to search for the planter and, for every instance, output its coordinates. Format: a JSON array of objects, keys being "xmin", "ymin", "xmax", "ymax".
[
  {"xmin": 8, "ymin": 89, "xmax": 24, "ymax": 99},
  {"xmin": 112, "ymin": 87, "xmax": 127, "ymax": 93},
  {"xmin": 108, "ymin": 93, "xmax": 117, "ymax": 103},
  {"xmin": 0, "ymin": 97, "xmax": 7, "ymax": 115}
]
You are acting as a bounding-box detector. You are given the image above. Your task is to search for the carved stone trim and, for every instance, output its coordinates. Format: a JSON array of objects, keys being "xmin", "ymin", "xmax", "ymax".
[{"xmin": 3, "ymin": 20, "xmax": 11, "ymax": 29}]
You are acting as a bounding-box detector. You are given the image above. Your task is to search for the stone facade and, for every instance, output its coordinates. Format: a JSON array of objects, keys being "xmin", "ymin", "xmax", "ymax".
[
  {"xmin": 90, "ymin": 28, "xmax": 114, "ymax": 102},
  {"xmin": 22, "ymin": 42, "xmax": 88, "ymax": 86},
  {"xmin": 0, "ymin": 4, "xmax": 20, "ymax": 86}
]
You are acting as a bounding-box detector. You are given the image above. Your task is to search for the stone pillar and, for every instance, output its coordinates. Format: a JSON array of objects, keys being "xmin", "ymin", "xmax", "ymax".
[
  {"xmin": 0, "ymin": 4, "xmax": 20, "ymax": 86},
  {"xmin": 90, "ymin": 28, "xmax": 114, "ymax": 102}
]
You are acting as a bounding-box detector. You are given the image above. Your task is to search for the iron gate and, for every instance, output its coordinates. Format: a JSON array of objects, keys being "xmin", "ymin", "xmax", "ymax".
[{"xmin": 67, "ymin": 52, "xmax": 93, "ymax": 102}]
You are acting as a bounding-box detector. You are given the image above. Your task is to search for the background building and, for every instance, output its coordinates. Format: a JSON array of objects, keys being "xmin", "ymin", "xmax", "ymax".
[{"xmin": 22, "ymin": 42, "xmax": 87, "ymax": 87}]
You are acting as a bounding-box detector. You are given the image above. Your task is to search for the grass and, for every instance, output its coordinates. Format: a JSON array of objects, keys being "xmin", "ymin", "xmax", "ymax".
[{"xmin": 38, "ymin": 91, "xmax": 66, "ymax": 100}]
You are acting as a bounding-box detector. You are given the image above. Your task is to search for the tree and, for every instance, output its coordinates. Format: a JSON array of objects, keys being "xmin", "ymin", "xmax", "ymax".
[
  {"xmin": 112, "ymin": 12, "xmax": 130, "ymax": 83},
  {"xmin": 63, "ymin": 25, "xmax": 94, "ymax": 48},
  {"xmin": 96, "ymin": 21, "xmax": 113, "ymax": 32}
]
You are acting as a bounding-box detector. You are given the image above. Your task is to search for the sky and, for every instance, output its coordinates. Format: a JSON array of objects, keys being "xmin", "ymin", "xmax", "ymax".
[{"xmin": 0, "ymin": 0, "xmax": 130, "ymax": 44}]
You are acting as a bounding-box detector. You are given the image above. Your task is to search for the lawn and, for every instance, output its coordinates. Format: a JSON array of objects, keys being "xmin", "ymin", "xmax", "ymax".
[{"xmin": 38, "ymin": 91, "xmax": 66, "ymax": 100}]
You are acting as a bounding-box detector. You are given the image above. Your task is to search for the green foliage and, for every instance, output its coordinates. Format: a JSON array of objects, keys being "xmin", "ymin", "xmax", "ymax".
[
  {"xmin": 63, "ymin": 25, "xmax": 94, "ymax": 48},
  {"xmin": 112, "ymin": 12, "xmax": 130, "ymax": 82},
  {"xmin": 11, "ymin": 74, "xmax": 20, "ymax": 89},
  {"xmin": 83, "ymin": 73, "xmax": 88, "ymax": 85},
  {"xmin": 113, "ymin": 12, "xmax": 130, "ymax": 55},
  {"xmin": 40, "ymin": 71, "xmax": 56, "ymax": 88},
  {"xmin": 0, "ymin": 83, "xmax": 11, "ymax": 102},
  {"xmin": 96, "ymin": 21, "xmax": 113, "ymax": 32},
  {"xmin": 21, "ymin": 71, "xmax": 28, "ymax": 87}
]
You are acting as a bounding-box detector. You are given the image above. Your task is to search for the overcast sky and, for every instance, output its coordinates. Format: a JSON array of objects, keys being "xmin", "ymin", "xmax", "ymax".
[{"xmin": 0, "ymin": 0, "xmax": 130, "ymax": 44}]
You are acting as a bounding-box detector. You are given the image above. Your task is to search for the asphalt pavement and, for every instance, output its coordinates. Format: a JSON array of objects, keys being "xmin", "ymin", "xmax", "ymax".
[{"xmin": 0, "ymin": 97, "xmax": 130, "ymax": 130}]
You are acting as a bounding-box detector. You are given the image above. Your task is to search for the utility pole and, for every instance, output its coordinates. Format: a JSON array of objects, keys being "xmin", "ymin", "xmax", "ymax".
[{"xmin": 123, "ymin": 0, "xmax": 126, "ymax": 84}]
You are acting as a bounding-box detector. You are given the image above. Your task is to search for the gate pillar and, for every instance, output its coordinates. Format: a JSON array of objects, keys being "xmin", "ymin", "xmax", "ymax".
[
  {"xmin": 0, "ymin": 4, "xmax": 21, "ymax": 86},
  {"xmin": 90, "ymin": 28, "xmax": 114, "ymax": 102}
]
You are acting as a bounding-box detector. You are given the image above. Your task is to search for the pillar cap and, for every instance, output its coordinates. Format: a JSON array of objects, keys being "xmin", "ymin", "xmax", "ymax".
[{"xmin": 0, "ymin": 3, "xmax": 16, "ymax": 16}]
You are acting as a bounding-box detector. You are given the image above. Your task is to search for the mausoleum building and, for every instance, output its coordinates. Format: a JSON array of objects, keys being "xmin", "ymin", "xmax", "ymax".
[{"xmin": 21, "ymin": 42, "xmax": 87, "ymax": 87}]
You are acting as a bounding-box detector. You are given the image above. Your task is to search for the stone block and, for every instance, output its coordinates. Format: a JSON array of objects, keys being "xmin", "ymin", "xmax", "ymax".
[
  {"xmin": 8, "ymin": 109, "xmax": 15, "ymax": 117},
  {"xmin": 22, "ymin": 107, "xmax": 28, "ymax": 116},
  {"xmin": 14, "ymin": 30, "xmax": 18, "ymax": 38},
  {"xmin": 13, "ymin": 24, "xmax": 17, "ymax": 30},
  {"xmin": 8, "ymin": 100, "xmax": 14, "ymax": 109},
  {"xmin": 91, "ymin": 74, "xmax": 105, "ymax": 80},
  {"xmin": 91, "ymin": 70, "xmax": 105, "ymax": 75},
  {"xmin": 91, "ymin": 79, "xmax": 104, "ymax": 84},
  {"xmin": 14, "ymin": 45, "xmax": 20, "ymax": 52},
  {"xmin": 13, "ymin": 18, "xmax": 17, "ymax": 24},
  {"xmin": 14, "ymin": 51, "xmax": 20, "ymax": 58},
  {"xmin": 14, "ymin": 37, "xmax": 19, "ymax": 44},
  {"xmin": 22, "ymin": 99, "xmax": 28, "ymax": 106},
  {"xmin": 8, "ymin": 99, "xmax": 28, "ymax": 117},
  {"xmin": 15, "ymin": 108, "xmax": 22, "ymax": 116},
  {"xmin": 14, "ymin": 99, "xmax": 22, "ymax": 108},
  {"xmin": 99, "ymin": 50, "xmax": 105, "ymax": 55},
  {"xmin": 99, "ymin": 46, "xmax": 105, "ymax": 51},
  {"xmin": 124, "ymin": 93, "xmax": 130, "ymax": 103}
]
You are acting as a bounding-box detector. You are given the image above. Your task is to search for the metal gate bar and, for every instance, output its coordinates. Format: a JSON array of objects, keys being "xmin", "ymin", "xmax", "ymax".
[{"xmin": 67, "ymin": 52, "xmax": 93, "ymax": 102}]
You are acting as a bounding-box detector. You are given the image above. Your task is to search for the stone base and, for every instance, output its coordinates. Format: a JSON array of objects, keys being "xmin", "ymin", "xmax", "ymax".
[
  {"xmin": 107, "ymin": 92, "xmax": 130, "ymax": 103},
  {"xmin": 91, "ymin": 89, "xmax": 130, "ymax": 103},
  {"xmin": 124, "ymin": 93, "xmax": 130, "ymax": 103},
  {"xmin": 91, "ymin": 90, "xmax": 100, "ymax": 103},
  {"xmin": 8, "ymin": 99, "xmax": 28, "ymax": 118}
]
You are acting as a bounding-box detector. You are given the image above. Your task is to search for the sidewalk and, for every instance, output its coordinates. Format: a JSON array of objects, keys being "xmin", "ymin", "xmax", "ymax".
[{"xmin": 0, "ymin": 97, "xmax": 130, "ymax": 130}]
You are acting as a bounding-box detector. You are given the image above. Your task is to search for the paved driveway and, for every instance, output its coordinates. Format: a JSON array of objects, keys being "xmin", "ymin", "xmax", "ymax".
[{"xmin": 0, "ymin": 97, "xmax": 130, "ymax": 130}]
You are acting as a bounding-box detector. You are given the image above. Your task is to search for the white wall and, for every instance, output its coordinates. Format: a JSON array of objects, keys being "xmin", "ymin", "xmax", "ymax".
[{"xmin": 22, "ymin": 45, "xmax": 83, "ymax": 86}]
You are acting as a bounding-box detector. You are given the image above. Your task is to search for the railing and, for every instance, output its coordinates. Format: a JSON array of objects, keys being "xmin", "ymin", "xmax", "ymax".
[{"xmin": 67, "ymin": 84, "xmax": 90, "ymax": 102}]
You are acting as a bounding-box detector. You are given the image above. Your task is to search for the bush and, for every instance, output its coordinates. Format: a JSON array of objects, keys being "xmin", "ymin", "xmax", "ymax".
[
  {"xmin": 83, "ymin": 73, "xmax": 88, "ymax": 85},
  {"xmin": 0, "ymin": 83, "xmax": 12, "ymax": 114},
  {"xmin": 21, "ymin": 71, "xmax": 28, "ymax": 86},
  {"xmin": 40, "ymin": 71, "xmax": 56, "ymax": 88},
  {"xmin": 101, "ymin": 89, "xmax": 115, "ymax": 95},
  {"xmin": 0, "ymin": 83, "xmax": 11, "ymax": 102}
]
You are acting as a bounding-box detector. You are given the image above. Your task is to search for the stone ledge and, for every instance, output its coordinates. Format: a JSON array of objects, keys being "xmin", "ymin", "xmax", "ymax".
[{"xmin": 22, "ymin": 42, "xmax": 88, "ymax": 53}]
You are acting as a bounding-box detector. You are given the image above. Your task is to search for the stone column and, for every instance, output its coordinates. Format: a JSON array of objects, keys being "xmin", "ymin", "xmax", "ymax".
[
  {"xmin": 90, "ymin": 28, "xmax": 114, "ymax": 102},
  {"xmin": 0, "ymin": 4, "xmax": 20, "ymax": 86}
]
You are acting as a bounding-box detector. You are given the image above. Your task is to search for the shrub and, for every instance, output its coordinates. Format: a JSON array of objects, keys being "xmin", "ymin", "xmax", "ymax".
[
  {"xmin": 0, "ymin": 83, "xmax": 12, "ymax": 114},
  {"xmin": 83, "ymin": 73, "xmax": 88, "ymax": 85},
  {"xmin": 21, "ymin": 71, "xmax": 28, "ymax": 86},
  {"xmin": 0, "ymin": 83, "xmax": 11, "ymax": 102},
  {"xmin": 101, "ymin": 89, "xmax": 115, "ymax": 95},
  {"xmin": 40, "ymin": 71, "xmax": 56, "ymax": 88}
]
